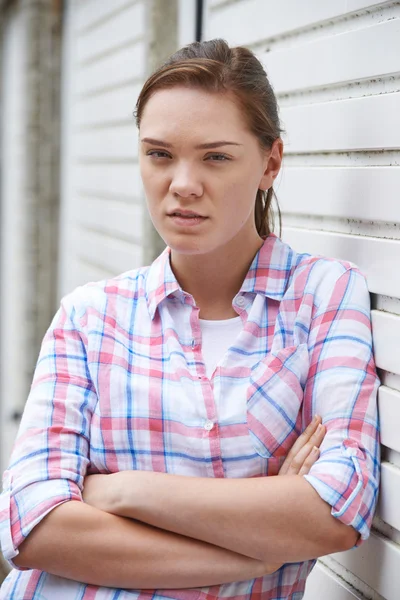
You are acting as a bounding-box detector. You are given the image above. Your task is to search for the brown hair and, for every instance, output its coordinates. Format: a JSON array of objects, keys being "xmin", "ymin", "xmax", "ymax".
[{"xmin": 134, "ymin": 39, "xmax": 283, "ymax": 238}]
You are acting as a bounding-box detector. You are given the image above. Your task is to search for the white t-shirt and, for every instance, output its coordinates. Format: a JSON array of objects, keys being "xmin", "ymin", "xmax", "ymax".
[{"xmin": 199, "ymin": 315, "xmax": 243, "ymax": 379}]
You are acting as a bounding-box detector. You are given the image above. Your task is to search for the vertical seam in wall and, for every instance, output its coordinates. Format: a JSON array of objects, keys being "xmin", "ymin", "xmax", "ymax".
[{"xmin": 196, "ymin": 0, "xmax": 203, "ymax": 41}]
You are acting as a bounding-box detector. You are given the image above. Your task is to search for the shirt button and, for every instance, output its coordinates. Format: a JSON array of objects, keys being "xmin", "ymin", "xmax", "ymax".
[
  {"xmin": 204, "ymin": 420, "xmax": 214, "ymax": 431},
  {"xmin": 236, "ymin": 296, "xmax": 246, "ymax": 307}
]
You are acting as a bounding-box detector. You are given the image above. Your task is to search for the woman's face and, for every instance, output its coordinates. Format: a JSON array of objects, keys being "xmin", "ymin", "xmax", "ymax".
[{"xmin": 139, "ymin": 86, "xmax": 282, "ymax": 256}]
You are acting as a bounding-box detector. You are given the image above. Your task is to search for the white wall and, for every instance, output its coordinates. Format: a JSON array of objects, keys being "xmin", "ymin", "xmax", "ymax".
[
  {"xmin": 58, "ymin": 0, "xmax": 147, "ymax": 298},
  {"xmin": 204, "ymin": 1, "xmax": 400, "ymax": 598}
]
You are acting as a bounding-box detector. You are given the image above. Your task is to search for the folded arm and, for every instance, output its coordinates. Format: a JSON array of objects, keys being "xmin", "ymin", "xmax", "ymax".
[
  {"xmin": 13, "ymin": 500, "xmax": 268, "ymax": 588},
  {"xmin": 84, "ymin": 469, "xmax": 357, "ymax": 564}
]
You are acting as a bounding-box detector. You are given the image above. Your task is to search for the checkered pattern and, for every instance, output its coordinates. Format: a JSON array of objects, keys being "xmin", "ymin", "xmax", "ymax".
[{"xmin": 0, "ymin": 233, "xmax": 380, "ymax": 599}]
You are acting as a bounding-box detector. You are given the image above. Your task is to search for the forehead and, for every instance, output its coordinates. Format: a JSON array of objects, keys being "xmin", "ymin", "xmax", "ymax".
[{"xmin": 139, "ymin": 86, "xmax": 250, "ymax": 139}]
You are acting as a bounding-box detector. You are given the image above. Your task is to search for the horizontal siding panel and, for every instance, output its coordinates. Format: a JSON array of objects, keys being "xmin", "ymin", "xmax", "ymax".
[
  {"xmin": 77, "ymin": 0, "xmax": 139, "ymax": 32},
  {"xmin": 281, "ymin": 227, "xmax": 400, "ymax": 299},
  {"xmin": 76, "ymin": 260, "xmax": 117, "ymax": 286},
  {"xmin": 206, "ymin": 0, "xmax": 391, "ymax": 46},
  {"xmin": 281, "ymin": 92, "xmax": 400, "ymax": 152},
  {"xmin": 378, "ymin": 386, "xmax": 400, "ymax": 452},
  {"xmin": 77, "ymin": 3, "xmax": 145, "ymax": 64},
  {"xmin": 372, "ymin": 310, "xmax": 400, "ymax": 375},
  {"xmin": 258, "ymin": 18, "xmax": 400, "ymax": 94},
  {"xmin": 75, "ymin": 83, "xmax": 141, "ymax": 126},
  {"xmin": 332, "ymin": 532, "xmax": 400, "ymax": 600},
  {"xmin": 77, "ymin": 197, "xmax": 143, "ymax": 242},
  {"xmin": 277, "ymin": 166, "xmax": 400, "ymax": 223},
  {"xmin": 304, "ymin": 561, "xmax": 363, "ymax": 600},
  {"xmin": 75, "ymin": 228, "xmax": 142, "ymax": 275},
  {"xmin": 75, "ymin": 125, "xmax": 138, "ymax": 161},
  {"xmin": 74, "ymin": 163, "xmax": 142, "ymax": 198},
  {"xmin": 77, "ymin": 43, "xmax": 146, "ymax": 95},
  {"xmin": 378, "ymin": 461, "xmax": 400, "ymax": 531}
]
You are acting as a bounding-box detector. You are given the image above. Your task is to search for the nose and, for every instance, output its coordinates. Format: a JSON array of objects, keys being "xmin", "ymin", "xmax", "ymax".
[{"xmin": 169, "ymin": 162, "xmax": 203, "ymax": 198}]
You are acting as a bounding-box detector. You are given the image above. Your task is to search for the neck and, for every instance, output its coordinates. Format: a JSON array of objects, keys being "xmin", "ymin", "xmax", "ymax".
[{"xmin": 169, "ymin": 233, "xmax": 265, "ymax": 319}]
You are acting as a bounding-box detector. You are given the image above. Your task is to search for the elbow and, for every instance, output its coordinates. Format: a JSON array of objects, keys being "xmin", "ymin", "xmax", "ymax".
[
  {"xmin": 324, "ymin": 518, "xmax": 360, "ymax": 556},
  {"xmin": 12, "ymin": 539, "xmax": 32, "ymax": 570},
  {"xmin": 339, "ymin": 524, "xmax": 360, "ymax": 552},
  {"xmin": 9, "ymin": 502, "xmax": 73, "ymax": 571},
  {"xmin": 12, "ymin": 554, "xmax": 26, "ymax": 569}
]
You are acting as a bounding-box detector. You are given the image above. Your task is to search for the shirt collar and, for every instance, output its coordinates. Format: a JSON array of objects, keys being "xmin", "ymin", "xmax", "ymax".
[{"xmin": 145, "ymin": 233, "xmax": 297, "ymax": 320}]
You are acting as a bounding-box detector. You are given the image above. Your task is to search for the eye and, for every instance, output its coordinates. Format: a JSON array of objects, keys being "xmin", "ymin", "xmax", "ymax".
[
  {"xmin": 205, "ymin": 153, "xmax": 231, "ymax": 162},
  {"xmin": 146, "ymin": 150, "xmax": 172, "ymax": 159}
]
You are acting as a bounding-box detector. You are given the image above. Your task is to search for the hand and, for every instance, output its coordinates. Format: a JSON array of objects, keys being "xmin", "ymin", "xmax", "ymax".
[
  {"xmin": 278, "ymin": 415, "xmax": 326, "ymax": 476},
  {"xmin": 261, "ymin": 416, "xmax": 326, "ymax": 575}
]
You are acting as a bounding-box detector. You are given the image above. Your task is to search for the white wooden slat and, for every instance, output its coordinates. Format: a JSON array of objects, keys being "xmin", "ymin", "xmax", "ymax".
[
  {"xmin": 77, "ymin": 0, "xmax": 138, "ymax": 32},
  {"xmin": 208, "ymin": 0, "xmax": 228, "ymax": 6},
  {"xmin": 281, "ymin": 227, "xmax": 400, "ymax": 299},
  {"xmin": 74, "ymin": 163, "xmax": 142, "ymax": 199},
  {"xmin": 62, "ymin": 255, "xmax": 117, "ymax": 294},
  {"xmin": 77, "ymin": 42, "xmax": 146, "ymax": 95},
  {"xmin": 332, "ymin": 532, "xmax": 400, "ymax": 600},
  {"xmin": 77, "ymin": 197, "xmax": 143, "ymax": 242},
  {"xmin": 304, "ymin": 561, "xmax": 363, "ymax": 600},
  {"xmin": 74, "ymin": 228, "xmax": 142, "ymax": 275},
  {"xmin": 378, "ymin": 386, "xmax": 400, "ymax": 453},
  {"xmin": 281, "ymin": 92, "xmax": 400, "ymax": 153},
  {"xmin": 75, "ymin": 83, "xmax": 141, "ymax": 126},
  {"xmin": 378, "ymin": 462, "xmax": 400, "ymax": 532},
  {"xmin": 77, "ymin": 261, "xmax": 117, "ymax": 286},
  {"xmin": 276, "ymin": 166, "xmax": 400, "ymax": 224},
  {"xmin": 257, "ymin": 18, "xmax": 400, "ymax": 94},
  {"xmin": 75, "ymin": 125, "xmax": 138, "ymax": 161},
  {"xmin": 77, "ymin": 3, "xmax": 145, "ymax": 64},
  {"xmin": 371, "ymin": 310, "xmax": 400, "ymax": 376},
  {"xmin": 206, "ymin": 0, "xmax": 392, "ymax": 46},
  {"xmin": 178, "ymin": 0, "xmax": 197, "ymax": 47}
]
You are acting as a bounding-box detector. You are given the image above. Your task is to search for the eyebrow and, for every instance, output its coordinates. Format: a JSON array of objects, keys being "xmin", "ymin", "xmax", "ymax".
[{"xmin": 141, "ymin": 137, "xmax": 242, "ymax": 149}]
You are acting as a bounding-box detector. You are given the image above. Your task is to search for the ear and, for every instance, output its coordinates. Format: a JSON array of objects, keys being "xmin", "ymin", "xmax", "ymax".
[{"xmin": 258, "ymin": 138, "xmax": 284, "ymax": 191}]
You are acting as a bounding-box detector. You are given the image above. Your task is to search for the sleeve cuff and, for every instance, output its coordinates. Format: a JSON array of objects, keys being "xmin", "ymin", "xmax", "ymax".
[
  {"xmin": 303, "ymin": 441, "xmax": 379, "ymax": 547},
  {"xmin": 0, "ymin": 470, "xmax": 83, "ymax": 570}
]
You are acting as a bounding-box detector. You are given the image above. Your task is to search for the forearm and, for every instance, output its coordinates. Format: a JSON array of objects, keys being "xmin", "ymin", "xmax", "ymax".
[
  {"xmin": 14, "ymin": 500, "xmax": 268, "ymax": 588},
  {"xmin": 110, "ymin": 472, "xmax": 358, "ymax": 563}
]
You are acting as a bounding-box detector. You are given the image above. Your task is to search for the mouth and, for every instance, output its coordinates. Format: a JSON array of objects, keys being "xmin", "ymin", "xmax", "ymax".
[
  {"xmin": 167, "ymin": 213, "xmax": 209, "ymax": 227},
  {"xmin": 167, "ymin": 210, "xmax": 206, "ymax": 218}
]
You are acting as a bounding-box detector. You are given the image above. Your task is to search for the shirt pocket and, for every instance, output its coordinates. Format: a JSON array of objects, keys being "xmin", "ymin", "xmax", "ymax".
[{"xmin": 246, "ymin": 343, "xmax": 309, "ymax": 460}]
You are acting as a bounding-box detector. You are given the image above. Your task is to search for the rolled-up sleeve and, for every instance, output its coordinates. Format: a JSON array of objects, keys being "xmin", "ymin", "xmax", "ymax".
[
  {"xmin": 0, "ymin": 292, "xmax": 97, "ymax": 569},
  {"xmin": 302, "ymin": 265, "xmax": 380, "ymax": 547}
]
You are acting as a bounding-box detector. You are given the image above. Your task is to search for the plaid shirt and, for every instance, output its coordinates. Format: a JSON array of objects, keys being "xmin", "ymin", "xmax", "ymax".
[{"xmin": 0, "ymin": 233, "xmax": 380, "ymax": 599}]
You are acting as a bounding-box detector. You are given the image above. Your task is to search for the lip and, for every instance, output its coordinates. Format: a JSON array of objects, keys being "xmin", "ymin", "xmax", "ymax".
[
  {"xmin": 167, "ymin": 209, "xmax": 205, "ymax": 217},
  {"xmin": 168, "ymin": 214, "xmax": 208, "ymax": 227}
]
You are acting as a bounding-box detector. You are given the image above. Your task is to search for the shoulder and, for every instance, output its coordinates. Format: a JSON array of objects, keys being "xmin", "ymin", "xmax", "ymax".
[
  {"xmin": 59, "ymin": 265, "xmax": 151, "ymax": 329},
  {"xmin": 282, "ymin": 239, "xmax": 368, "ymax": 308}
]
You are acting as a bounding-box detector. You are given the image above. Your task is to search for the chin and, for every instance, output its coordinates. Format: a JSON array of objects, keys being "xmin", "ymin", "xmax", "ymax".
[{"xmin": 162, "ymin": 233, "xmax": 216, "ymax": 255}]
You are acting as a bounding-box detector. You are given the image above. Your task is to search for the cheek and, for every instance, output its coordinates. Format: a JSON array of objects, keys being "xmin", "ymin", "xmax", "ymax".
[
  {"xmin": 222, "ymin": 178, "xmax": 257, "ymax": 213},
  {"xmin": 141, "ymin": 164, "xmax": 167, "ymax": 197}
]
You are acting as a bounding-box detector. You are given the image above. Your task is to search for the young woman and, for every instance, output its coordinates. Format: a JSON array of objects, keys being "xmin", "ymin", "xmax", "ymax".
[{"xmin": 0, "ymin": 39, "xmax": 380, "ymax": 600}]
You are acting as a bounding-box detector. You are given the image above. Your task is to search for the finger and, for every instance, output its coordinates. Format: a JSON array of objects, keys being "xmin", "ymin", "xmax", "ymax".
[
  {"xmin": 298, "ymin": 446, "xmax": 320, "ymax": 476},
  {"xmin": 284, "ymin": 441, "xmax": 316, "ymax": 475},
  {"xmin": 308, "ymin": 423, "xmax": 326, "ymax": 448},
  {"xmin": 282, "ymin": 424, "xmax": 326, "ymax": 476},
  {"xmin": 279, "ymin": 416, "xmax": 322, "ymax": 475},
  {"xmin": 286, "ymin": 416, "xmax": 322, "ymax": 459}
]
